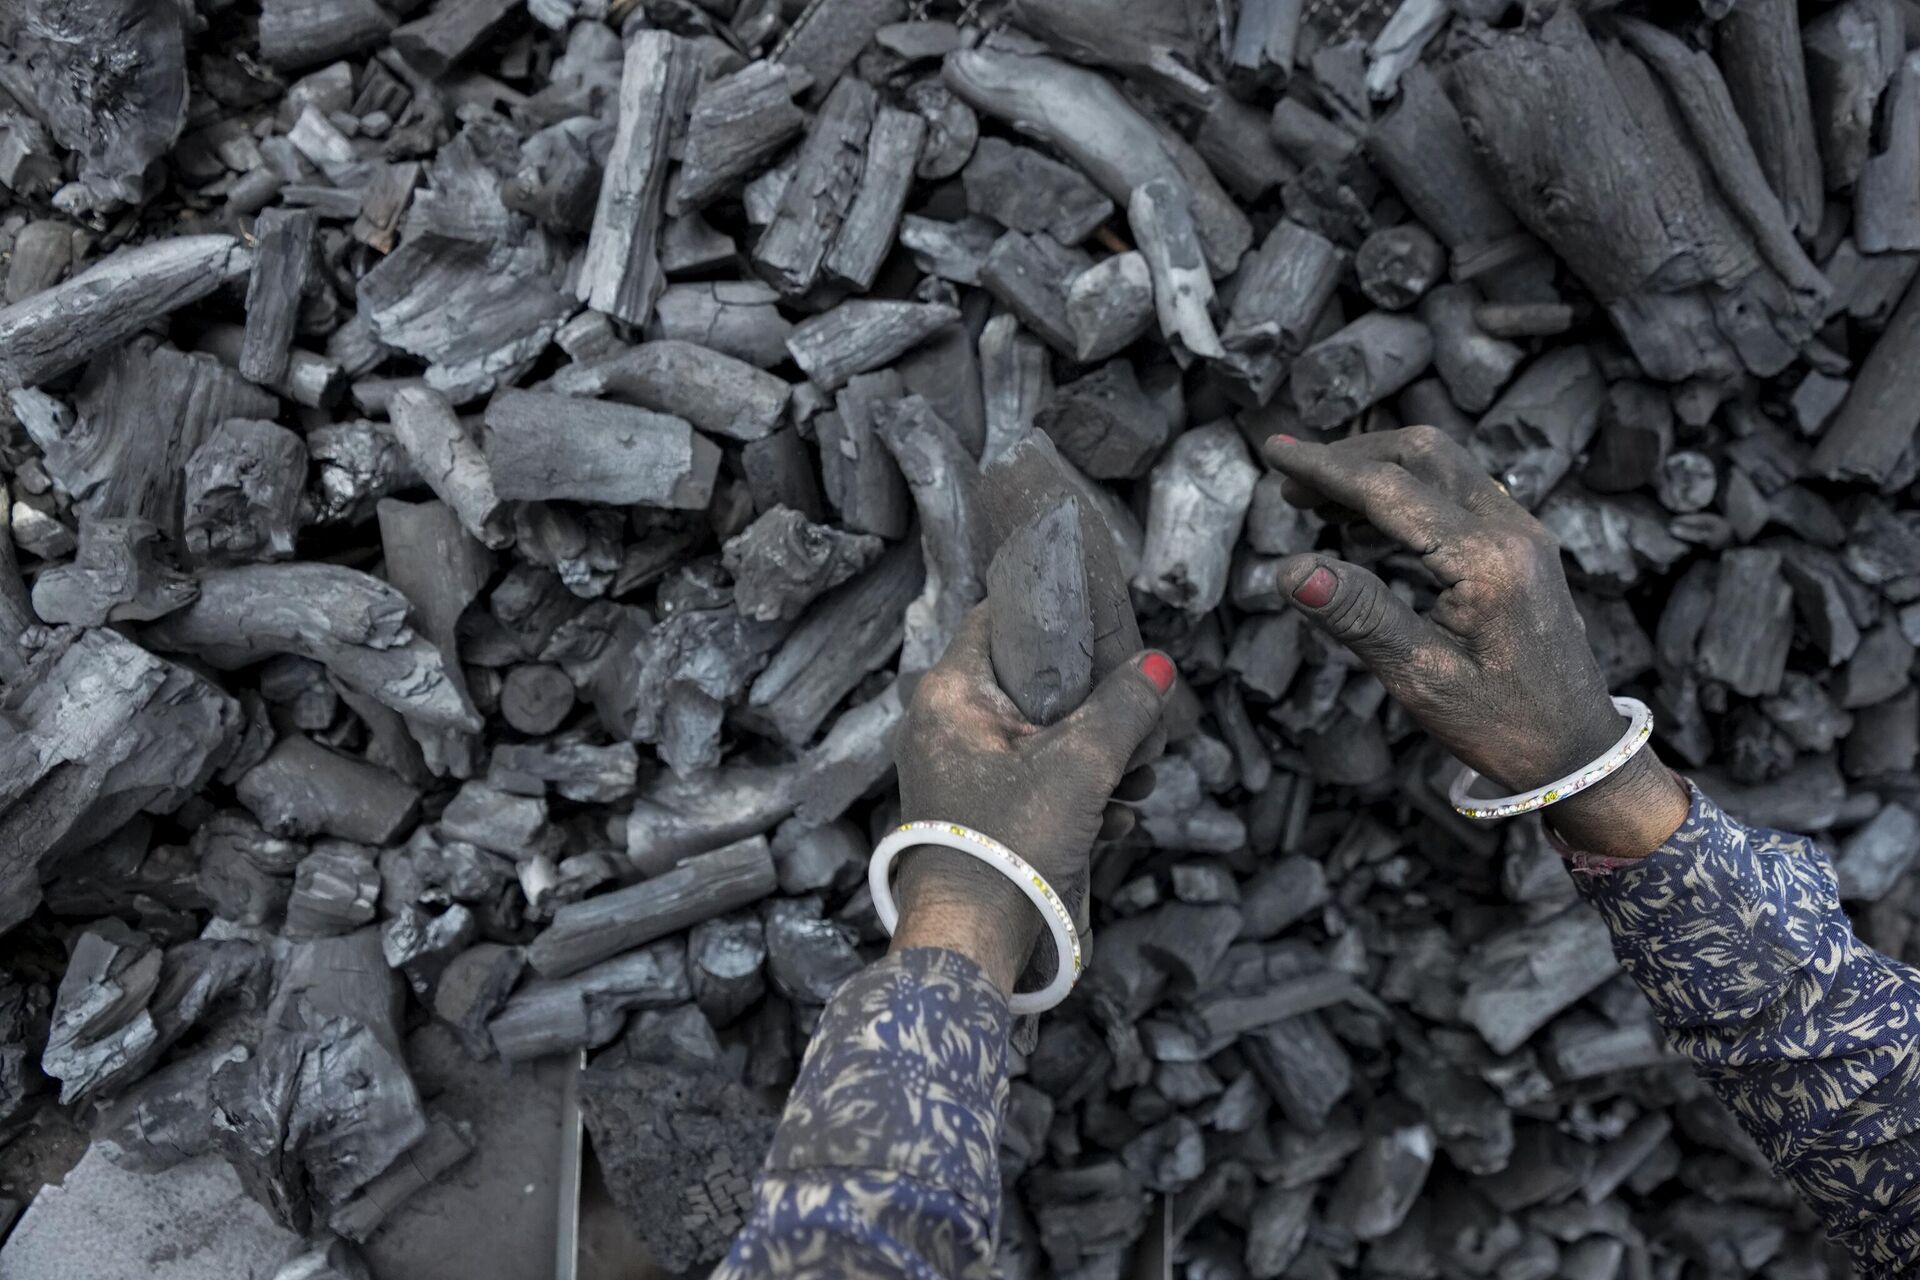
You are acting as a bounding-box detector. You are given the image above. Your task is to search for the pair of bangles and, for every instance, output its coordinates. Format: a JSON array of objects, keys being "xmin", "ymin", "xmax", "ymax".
[{"xmin": 870, "ymin": 697, "xmax": 1654, "ymax": 1015}]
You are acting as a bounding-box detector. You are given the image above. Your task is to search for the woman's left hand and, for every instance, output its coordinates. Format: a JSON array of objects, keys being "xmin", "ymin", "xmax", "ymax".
[{"xmin": 890, "ymin": 606, "xmax": 1176, "ymax": 993}]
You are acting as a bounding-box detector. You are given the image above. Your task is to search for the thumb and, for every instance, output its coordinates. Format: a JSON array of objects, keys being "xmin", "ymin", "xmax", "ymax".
[
  {"xmin": 1273, "ymin": 554, "xmax": 1437, "ymax": 672},
  {"xmin": 1046, "ymin": 652, "xmax": 1177, "ymax": 780}
]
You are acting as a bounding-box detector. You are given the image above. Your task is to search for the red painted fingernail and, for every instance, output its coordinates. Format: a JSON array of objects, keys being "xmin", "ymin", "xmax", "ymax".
[
  {"xmin": 1139, "ymin": 652, "xmax": 1176, "ymax": 694},
  {"xmin": 1293, "ymin": 566, "xmax": 1337, "ymax": 608},
  {"xmin": 1270, "ymin": 433, "xmax": 1297, "ymax": 445}
]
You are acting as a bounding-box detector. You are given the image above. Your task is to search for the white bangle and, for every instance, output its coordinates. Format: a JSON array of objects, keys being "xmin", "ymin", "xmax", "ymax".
[
  {"xmin": 868, "ymin": 821, "xmax": 1084, "ymax": 1016},
  {"xmin": 1450, "ymin": 696, "xmax": 1654, "ymax": 820}
]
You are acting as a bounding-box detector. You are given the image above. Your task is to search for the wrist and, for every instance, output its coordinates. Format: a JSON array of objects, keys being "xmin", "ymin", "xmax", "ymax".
[
  {"xmin": 889, "ymin": 846, "xmax": 1041, "ymax": 995},
  {"xmin": 1543, "ymin": 747, "xmax": 1690, "ymax": 861}
]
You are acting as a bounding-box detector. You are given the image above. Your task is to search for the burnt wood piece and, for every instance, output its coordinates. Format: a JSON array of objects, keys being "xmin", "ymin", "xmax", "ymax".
[
  {"xmin": 1460, "ymin": 906, "xmax": 1616, "ymax": 1054},
  {"xmin": 743, "ymin": 428, "xmax": 827, "ymax": 520},
  {"xmin": 564, "ymin": 340, "xmax": 790, "ymax": 442},
  {"xmin": 1066, "ymin": 253, "xmax": 1154, "ymax": 363},
  {"xmin": 3, "ymin": 221, "xmax": 71, "ymax": 304},
  {"xmin": 877, "ymin": 394, "xmax": 989, "ymax": 674},
  {"xmin": 237, "ymin": 735, "xmax": 421, "ymax": 843},
  {"xmin": 308, "ymin": 420, "xmax": 420, "ymax": 526},
  {"xmin": 1291, "ymin": 313, "xmax": 1433, "ymax": 429},
  {"xmin": 1468, "ymin": 346, "xmax": 1606, "ymax": 510},
  {"xmin": 527, "ymin": 836, "xmax": 778, "ymax": 977},
  {"xmin": 578, "ymin": 32, "xmax": 700, "ymax": 326},
  {"xmin": 1195, "ymin": 95, "xmax": 1297, "ymax": 203},
  {"xmin": 499, "ymin": 665, "xmax": 576, "ymax": 735},
  {"xmin": 1037, "ymin": 359, "xmax": 1172, "ymax": 480},
  {"xmin": 388, "ymin": 386, "xmax": 510, "ymax": 549},
  {"xmin": 0, "ymin": 483, "xmax": 32, "ymax": 682},
  {"xmin": 774, "ymin": 0, "xmax": 904, "ymax": 100},
  {"xmin": 944, "ymin": 46, "xmax": 1251, "ymax": 276},
  {"xmin": 690, "ymin": 915, "xmax": 767, "ymax": 1026},
  {"xmin": 899, "ymin": 321, "xmax": 987, "ymax": 460},
  {"xmin": 240, "ymin": 208, "xmax": 318, "ymax": 386},
  {"xmin": 988, "ymin": 499, "xmax": 1093, "ymax": 725},
  {"xmin": 979, "ymin": 231, "xmax": 1090, "ymax": 358},
  {"xmin": 0, "ymin": 236, "xmax": 249, "ymax": 389},
  {"xmin": 650, "ymin": 281, "xmax": 795, "ymax": 368},
  {"xmin": 1584, "ymin": 380, "xmax": 1673, "ymax": 492},
  {"xmin": 488, "ymin": 940, "xmax": 688, "ymax": 1062},
  {"xmin": 31, "ymin": 518, "xmax": 197, "ymax": 626},
  {"xmin": 1420, "ymin": 284, "xmax": 1523, "ymax": 415},
  {"xmin": 353, "ymin": 159, "xmax": 422, "ymax": 252},
  {"xmin": 287, "ymin": 844, "xmax": 382, "ymax": 937},
  {"xmin": 260, "ymin": 0, "xmax": 396, "ymax": 69},
  {"xmin": 178, "ymin": 419, "xmax": 307, "ymax": 567},
  {"xmin": 963, "ymin": 137, "xmax": 1114, "ymax": 245},
  {"xmin": 505, "ymin": 120, "xmax": 606, "ymax": 236},
  {"xmin": 1366, "ymin": 0, "xmax": 1448, "ymax": 100},
  {"xmin": 1136, "ymin": 424, "xmax": 1259, "ymax": 616},
  {"xmin": 391, "ymin": 0, "xmax": 521, "ymax": 77},
  {"xmin": 1715, "ymin": 0, "xmax": 1823, "ymax": 236},
  {"xmin": 1130, "ymin": 177, "xmax": 1224, "ymax": 363},
  {"xmin": 490, "ymin": 739, "xmax": 638, "ymax": 804},
  {"xmin": 1473, "ymin": 301, "xmax": 1577, "ymax": 338},
  {"xmin": 744, "ymin": 542, "xmax": 924, "ymax": 746},
  {"xmin": 1357, "ymin": 224, "xmax": 1445, "ymax": 311},
  {"xmin": 1810, "ymin": 274, "xmax": 1920, "ymax": 483},
  {"xmin": 899, "ymin": 213, "xmax": 998, "ymax": 285},
  {"xmin": 483, "ymin": 390, "xmax": 719, "ymax": 508},
  {"xmin": 145, "ymin": 563, "xmax": 481, "ymax": 732},
  {"xmin": 1007, "ymin": 0, "xmax": 1211, "ymax": 107},
  {"xmin": 904, "ymin": 79, "xmax": 977, "ymax": 180},
  {"xmin": 1366, "ymin": 64, "xmax": 1518, "ymax": 259},
  {"xmin": 980, "ymin": 313, "xmax": 1052, "ymax": 462},
  {"xmin": 1696, "ymin": 548, "xmax": 1793, "ymax": 697},
  {"xmin": 1803, "ymin": 0, "xmax": 1904, "ymax": 192},
  {"xmin": 1228, "ymin": 0, "xmax": 1303, "ymax": 89},
  {"xmin": 197, "ymin": 321, "xmax": 345, "ymax": 409},
  {"xmin": 377, "ymin": 496, "xmax": 492, "ymax": 773},
  {"xmin": 1219, "ymin": 218, "xmax": 1342, "ymax": 403},
  {"xmin": 431, "ymin": 942, "xmax": 524, "ymax": 1058},
  {"xmin": 825, "ymin": 106, "xmax": 927, "ymax": 291},
  {"xmin": 1857, "ymin": 51, "xmax": 1920, "ymax": 252},
  {"xmin": 820, "ymin": 371, "xmax": 915, "ymax": 539},
  {"xmin": 669, "ymin": 61, "xmax": 809, "ymax": 216},
  {"xmin": 328, "ymin": 1114, "xmax": 472, "ymax": 1243},
  {"xmin": 787, "ymin": 300, "xmax": 960, "ymax": 391},
  {"xmin": 754, "ymin": 76, "xmax": 876, "ymax": 296}
]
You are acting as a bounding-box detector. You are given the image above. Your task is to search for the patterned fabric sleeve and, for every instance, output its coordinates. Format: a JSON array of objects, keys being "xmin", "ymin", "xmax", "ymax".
[
  {"xmin": 1571, "ymin": 779, "xmax": 1920, "ymax": 1278},
  {"xmin": 713, "ymin": 946, "xmax": 1011, "ymax": 1280}
]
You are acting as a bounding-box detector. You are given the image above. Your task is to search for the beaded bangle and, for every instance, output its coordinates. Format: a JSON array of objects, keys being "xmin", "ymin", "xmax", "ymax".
[
  {"xmin": 1450, "ymin": 696, "xmax": 1654, "ymax": 820},
  {"xmin": 868, "ymin": 821, "xmax": 1083, "ymax": 1016}
]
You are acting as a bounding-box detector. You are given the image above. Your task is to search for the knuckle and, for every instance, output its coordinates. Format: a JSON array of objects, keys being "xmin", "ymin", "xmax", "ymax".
[{"xmin": 1402, "ymin": 424, "xmax": 1449, "ymax": 457}]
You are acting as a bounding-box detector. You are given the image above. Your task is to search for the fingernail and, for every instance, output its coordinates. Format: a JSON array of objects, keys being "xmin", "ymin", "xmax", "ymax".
[
  {"xmin": 1270, "ymin": 433, "xmax": 1297, "ymax": 445},
  {"xmin": 1293, "ymin": 566, "xmax": 1337, "ymax": 608},
  {"xmin": 1139, "ymin": 652, "xmax": 1176, "ymax": 694}
]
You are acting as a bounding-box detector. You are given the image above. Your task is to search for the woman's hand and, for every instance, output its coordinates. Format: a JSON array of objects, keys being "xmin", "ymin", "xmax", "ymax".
[
  {"xmin": 1262, "ymin": 426, "xmax": 1689, "ymax": 860},
  {"xmin": 891, "ymin": 606, "xmax": 1176, "ymax": 993}
]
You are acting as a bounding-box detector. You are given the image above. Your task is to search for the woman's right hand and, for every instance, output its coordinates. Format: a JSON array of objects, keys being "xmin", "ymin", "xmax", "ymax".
[{"xmin": 1260, "ymin": 426, "xmax": 1689, "ymax": 860}]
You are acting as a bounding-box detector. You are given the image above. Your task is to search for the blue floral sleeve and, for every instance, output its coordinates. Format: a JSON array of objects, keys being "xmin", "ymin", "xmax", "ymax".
[
  {"xmin": 714, "ymin": 946, "xmax": 1010, "ymax": 1280},
  {"xmin": 1572, "ymin": 780, "xmax": 1920, "ymax": 1278}
]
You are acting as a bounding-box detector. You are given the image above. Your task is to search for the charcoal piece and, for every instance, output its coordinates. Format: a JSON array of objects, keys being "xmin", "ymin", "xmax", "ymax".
[
  {"xmin": 1135, "ymin": 424, "xmax": 1258, "ymax": 616},
  {"xmin": 528, "ymin": 837, "xmax": 776, "ymax": 978},
  {"xmin": 819, "ymin": 373, "xmax": 915, "ymax": 540},
  {"xmin": 878, "ymin": 395, "xmax": 989, "ymax": 675},
  {"xmin": 1469, "ymin": 301, "xmax": 1574, "ymax": 338},
  {"xmin": 1655, "ymin": 450, "xmax": 1718, "ymax": 514},
  {"xmin": 237, "ymin": 735, "xmax": 421, "ymax": 844},
  {"xmin": 963, "ymin": 137, "xmax": 1113, "ymax": 245},
  {"xmin": 1037, "ymin": 359, "xmax": 1173, "ymax": 480},
  {"xmin": 1804, "ymin": 0, "xmax": 1905, "ymax": 191},
  {"xmin": 1028, "ymin": 1160, "xmax": 1149, "ymax": 1271},
  {"xmin": 1811, "ymin": 275, "xmax": 1920, "ymax": 483},
  {"xmin": 1366, "ymin": 64, "xmax": 1519, "ymax": 257},
  {"xmin": 988, "ymin": 501, "xmax": 1094, "ymax": 727},
  {"xmin": 724, "ymin": 507, "xmax": 883, "ymax": 622},
  {"xmin": 1695, "ymin": 548, "xmax": 1793, "ymax": 697},
  {"xmin": 574, "ymin": 340, "xmax": 791, "ymax": 443},
  {"xmin": 763, "ymin": 896, "xmax": 863, "ymax": 1004},
  {"xmin": 387, "ymin": 386, "xmax": 510, "ymax": 549},
  {"xmin": 3, "ymin": 221, "xmax": 71, "ymax": 305},
  {"xmin": 30, "ymin": 517, "xmax": 196, "ymax": 626},
  {"xmin": 97, "ymin": 1042, "xmax": 246, "ymax": 1173},
  {"xmin": 1238, "ymin": 856, "xmax": 1329, "ymax": 941},
  {"xmin": 351, "ymin": 159, "xmax": 421, "ymax": 252},
  {"xmin": 649, "ymin": 281, "xmax": 794, "ymax": 368},
  {"xmin": 237, "ymin": 209, "xmax": 317, "ymax": 390},
  {"xmin": 1419, "ymin": 284, "xmax": 1523, "ymax": 415},
  {"xmin": 979, "ymin": 231, "xmax": 1089, "ymax": 357},
  {"xmin": 482, "ymin": 390, "xmax": 718, "ymax": 508},
  {"xmin": 1583, "ymin": 380, "xmax": 1672, "ymax": 493},
  {"xmin": 1858, "ymin": 51, "xmax": 1920, "ymax": 253},
  {"xmin": 1468, "ymin": 346, "xmax": 1606, "ymax": 509},
  {"xmin": 1228, "ymin": 0, "xmax": 1302, "ymax": 89},
  {"xmin": 1066, "ymin": 253, "xmax": 1155, "ymax": 363},
  {"xmin": 487, "ymin": 939, "xmax": 688, "ymax": 1061},
  {"xmin": 1838, "ymin": 622, "xmax": 1916, "ymax": 709},
  {"xmin": 796, "ymin": 681, "xmax": 906, "ymax": 827},
  {"xmin": 787, "ymin": 299, "xmax": 960, "ymax": 392},
  {"xmin": 307, "ymin": 420, "xmax": 417, "ymax": 526},
  {"xmin": 391, "ymin": 0, "xmax": 521, "ymax": 77},
  {"xmin": 1832, "ymin": 803, "xmax": 1920, "ymax": 900},
  {"xmin": 40, "ymin": 925, "xmax": 161, "ymax": 1106},
  {"xmin": 1243, "ymin": 1012, "xmax": 1350, "ymax": 1131},
  {"xmin": 578, "ymin": 1058, "xmax": 779, "ymax": 1274},
  {"xmin": 772, "ymin": 820, "xmax": 865, "ymax": 897},
  {"xmin": 257, "ymin": 0, "xmax": 396, "ymax": 67},
  {"xmin": 1357, "ymin": 224, "xmax": 1445, "ymax": 311},
  {"xmin": 382, "ymin": 903, "xmax": 477, "ymax": 997},
  {"xmin": 286, "ymin": 844, "xmax": 382, "ymax": 937},
  {"xmin": 825, "ymin": 105, "xmax": 927, "ymax": 291},
  {"xmin": 1847, "ymin": 686, "xmax": 1919, "ymax": 778},
  {"xmin": 1291, "ymin": 313, "xmax": 1432, "ymax": 429},
  {"xmin": 1716, "ymin": 0, "xmax": 1822, "ymax": 236},
  {"xmin": 146, "ymin": 563, "xmax": 479, "ymax": 731},
  {"xmin": 179, "ymin": 418, "xmax": 308, "ymax": 566},
  {"xmin": 1194, "ymin": 94, "xmax": 1296, "ymax": 202},
  {"xmin": 1460, "ymin": 906, "xmax": 1616, "ymax": 1054},
  {"xmin": 1007, "ymin": 0, "xmax": 1210, "ymax": 106},
  {"xmin": 744, "ymin": 543, "xmax": 924, "ymax": 746},
  {"xmin": 439, "ymin": 781, "xmax": 558, "ymax": 858},
  {"xmin": 1130, "ymin": 177, "xmax": 1223, "ymax": 363},
  {"xmin": 1325, "ymin": 1113, "xmax": 1434, "ymax": 1241},
  {"xmin": 898, "ymin": 321, "xmax": 988, "ymax": 461},
  {"xmin": 753, "ymin": 76, "xmax": 875, "ymax": 296},
  {"xmin": 492, "ymin": 664, "xmax": 573, "ymax": 736},
  {"xmin": 1245, "ymin": 1182, "xmax": 1313, "ymax": 1279},
  {"xmin": 621, "ymin": 605, "xmax": 792, "ymax": 776},
  {"xmin": 669, "ymin": 61, "xmax": 807, "ymax": 215},
  {"xmin": 377, "ymin": 496, "xmax": 491, "ymax": 774},
  {"xmin": 944, "ymin": 46, "xmax": 1251, "ymax": 276},
  {"xmin": 901, "ymin": 79, "xmax": 976, "ymax": 180},
  {"xmin": 742, "ymin": 428, "xmax": 827, "ymax": 521},
  {"xmin": 899, "ymin": 214, "xmax": 998, "ymax": 285},
  {"xmin": 428, "ymin": 941, "xmax": 524, "ymax": 1060},
  {"xmin": 327, "ymin": 1114, "xmax": 472, "ymax": 1243},
  {"xmin": 689, "ymin": 915, "xmax": 766, "ymax": 1027},
  {"xmin": 1218, "ymin": 219, "xmax": 1343, "ymax": 403},
  {"xmin": 980, "ymin": 313, "xmax": 1053, "ymax": 462},
  {"xmin": 1122, "ymin": 1116, "xmax": 1205, "ymax": 1194}
]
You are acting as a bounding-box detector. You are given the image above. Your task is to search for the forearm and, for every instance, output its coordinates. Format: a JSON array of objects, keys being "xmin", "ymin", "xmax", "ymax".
[{"xmin": 1571, "ymin": 776, "xmax": 1920, "ymax": 1276}]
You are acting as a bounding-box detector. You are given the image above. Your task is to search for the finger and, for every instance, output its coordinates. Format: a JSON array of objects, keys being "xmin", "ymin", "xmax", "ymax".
[
  {"xmin": 927, "ymin": 602, "xmax": 997, "ymax": 684},
  {"xmin": 1112, "ymin": 763, "xmax": 1156, "ymax": 804},
  {"xmin": 1349, "ymin": 425, "xmax": 1521, "ymax": 520},
  {"xmin": 1270, "ymin": 553, "xmax": 1458, "ymax": 676},
  {"xmin": 1099, "ymin": 804, "xmax": 1137, "ymax": 841},
  {"xmin": 1264, "ymin": 439, "xmax": 1469, "ymax": 558},
  {"xmin": 1043, "ymin": 652, "xmax": 1178, "ymax": 782}
]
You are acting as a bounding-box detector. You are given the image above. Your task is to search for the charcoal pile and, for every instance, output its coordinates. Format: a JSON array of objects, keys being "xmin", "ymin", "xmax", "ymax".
[{"xmin": 0, "ymin": 0, "xmax": 1915, "ymax": 1275}]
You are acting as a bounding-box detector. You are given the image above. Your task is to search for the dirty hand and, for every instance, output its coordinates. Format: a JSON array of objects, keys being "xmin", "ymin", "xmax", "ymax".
[
  {"xmin": 1262, "ymin": 426, "xmax": 1688, "ymax": 860},
  {"xmin": 890, "ymin": 605, "xmax": 1176, "ymax": 993}
]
